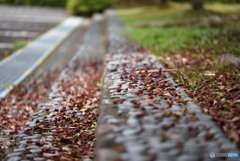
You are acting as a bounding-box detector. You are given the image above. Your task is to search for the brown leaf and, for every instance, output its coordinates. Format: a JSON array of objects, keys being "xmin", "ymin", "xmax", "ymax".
[
  {"xmin": 182, "ymin": 107, "xmax": 187, "ymax": 114},
  {"xmin": 202, "ymin": 71, "xmax": 215, "ymax": 76},
  {"xmin": 62, "ymin": 146, "xmax": 72, "ymax": 152},
  {"xmin": 231, "ymin": 117, "xmax": 240, "ymax": 123},
  {"xmin": 163, "ymin": 92, "xmax": 172, "ymax": 98},
  {"xmin": 228, "ymin": 86, "xmax": 240, "ymax": 92},
  {"xmin": 43, "ymin": 153, "xmax": 59, "ymax": 157}
]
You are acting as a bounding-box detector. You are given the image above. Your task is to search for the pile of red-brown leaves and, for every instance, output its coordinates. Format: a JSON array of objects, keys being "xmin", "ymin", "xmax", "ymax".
[
  {"xmin": 24, "ymin": 62, "xmax": 101, "ymax": 160},
  {"xmin": 50, "ymin": 64, "xmax": 100, "ymax": 160},
  {"xmin": 159, "ymin": 48, "xmax": 240, "ymax": 147},
  {"xmin": 0, "ymin": 70, "xmax": 60, "ymax": 156}
]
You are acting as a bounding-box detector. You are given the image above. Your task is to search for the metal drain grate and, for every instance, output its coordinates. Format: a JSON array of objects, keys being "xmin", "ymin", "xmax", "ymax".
[{"xmin": 0, "ymin": 17, "xmax": 84, "ymax": 99}]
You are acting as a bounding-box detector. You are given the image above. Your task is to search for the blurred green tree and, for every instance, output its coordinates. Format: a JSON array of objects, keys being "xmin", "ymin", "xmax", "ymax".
[{"xmin": 67, "ymin": 0, "xmax": 112, "ymax": 15}]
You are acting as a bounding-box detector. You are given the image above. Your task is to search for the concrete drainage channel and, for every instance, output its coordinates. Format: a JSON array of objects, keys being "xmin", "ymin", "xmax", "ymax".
[
  {"xmin": 1, "ymin": 14, "xmax": 106, "ymax": 161},
  {"xmin": 0, "ymin": 17, "xmax": 84, "ymax": 99}
]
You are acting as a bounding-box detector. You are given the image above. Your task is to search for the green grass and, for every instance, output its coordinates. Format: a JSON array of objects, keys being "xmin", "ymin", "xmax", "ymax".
[
  {"xmin": 127, "ymin": 27, "xmax": 218, "ymax": 55},
  {"xmin": 117, "ymin": 2, "xmax": 240, "ymax": 25},
  {"xmin": 116, "ymin": 2, "xmax": 240, "ymax": 56},
  {"xmin": 206, "ymin": 2, "xmax": 240, "ymax": 14},
  {"xmin": 96, "ymin": 74, "xmax": 103, "ymax": 89},
  {"xmin": 117, "ymin": 3, "xmax": 190, "ymax": 26},
  {"xmin": 13, "ymin": 40, "xmax": 28, "ymax": 51}
]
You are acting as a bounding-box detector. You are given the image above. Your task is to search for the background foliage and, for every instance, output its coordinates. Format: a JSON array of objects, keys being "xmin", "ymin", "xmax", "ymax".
[
  {"xmin": 0, "ymin": 0, "xmax": 112, "ymax": 15},
  {"xmin": 0, "ymin": 0, "xmax": 66, "ymax": 7},
  {"xmin": 67, "ymin": 0, "xmax": 112, "ymax": 15},
  {"xmin": 0, "ymin": 0, "xmax": 239, "ymax": 14}
]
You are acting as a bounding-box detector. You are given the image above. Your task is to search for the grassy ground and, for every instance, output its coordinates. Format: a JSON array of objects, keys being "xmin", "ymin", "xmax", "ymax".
[
  {"xmin": 0, "ymin": 40, "xmax": 28, "ymax": 61},
  {"xmin": 116, "ymin": 2, "xmax": 240, "ymax": 56},
  {"xmin": 116, "ymin": 2, "xmax": 240, "ymax": 146}
]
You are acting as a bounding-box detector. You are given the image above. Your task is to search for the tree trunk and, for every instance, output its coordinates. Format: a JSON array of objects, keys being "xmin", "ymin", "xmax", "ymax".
[
  {"xmin": 191, "ymin": 0, "xmax": 204, "ymax": 11},
  {"xmin": 154, "ymin": 0, "xmax": 169, "ymax": 6}
]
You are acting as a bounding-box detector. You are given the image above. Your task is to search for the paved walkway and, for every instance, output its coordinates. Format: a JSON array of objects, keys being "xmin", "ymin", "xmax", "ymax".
[
  {"xmin": 0, "ymin": 17, "xmax": 84, "ymax": 99},
  {"xmin": 96, "ymin": 11, "xmax": 240, "ymax": 161}
]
